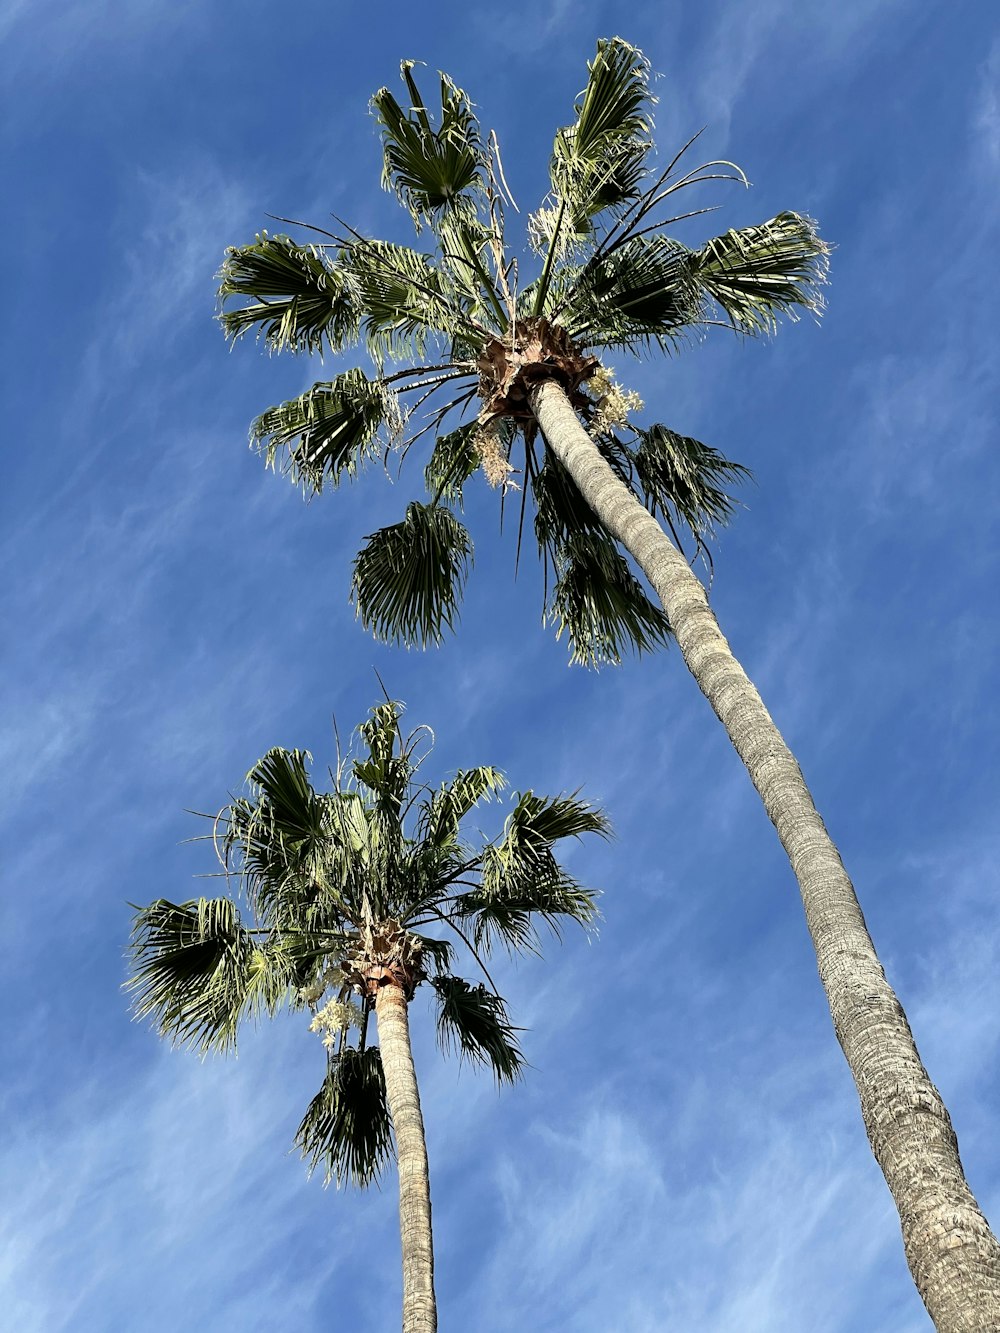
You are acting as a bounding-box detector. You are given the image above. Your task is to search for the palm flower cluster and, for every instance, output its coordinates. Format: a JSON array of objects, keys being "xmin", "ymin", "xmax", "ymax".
[{"xmin": 218, "ymin": 39, "xmax": 828, "ymax": 665}]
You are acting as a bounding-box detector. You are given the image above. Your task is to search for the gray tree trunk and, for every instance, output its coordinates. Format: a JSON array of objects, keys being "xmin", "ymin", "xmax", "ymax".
[
  {"xmin": 529, "ymin": 376, "xmax": 1000, "ymax": 1331},
  {"xmin": 375, "ymin": 981, "xmax": 437, "ymax": 1333}
]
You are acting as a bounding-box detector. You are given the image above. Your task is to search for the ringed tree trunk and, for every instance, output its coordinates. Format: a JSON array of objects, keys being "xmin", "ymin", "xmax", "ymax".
[
  {"xmin": 527, "ymin": 375, "xmax": 1000, "ymax": 1331},
  {"xmin": 361, "ymin": 925, "xmax": 436, "ymax": 1333}
]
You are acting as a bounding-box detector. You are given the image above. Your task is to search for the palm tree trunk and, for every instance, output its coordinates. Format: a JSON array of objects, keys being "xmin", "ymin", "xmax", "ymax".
[
  {"xmin": 529, "ymin": 376, "xmax": 1000, "ymax": 1330},
  {"xmin": 375, "ymin": 981, "xmax": 437, "ymax": 1333}
]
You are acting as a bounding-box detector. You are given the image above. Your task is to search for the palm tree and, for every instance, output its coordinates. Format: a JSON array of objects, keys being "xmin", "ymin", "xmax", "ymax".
[
  {"xmin": 128, "ymin": 699, "xmax": 609, "ymax": 1333},
  {"xmin": 215, "ymin": 40, "xmax": 1000, "ymax": 1328}
]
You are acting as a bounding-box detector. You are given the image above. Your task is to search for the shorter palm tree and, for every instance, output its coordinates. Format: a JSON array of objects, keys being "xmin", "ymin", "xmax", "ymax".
[{"xmin": 128, "ymin": 699, "xmax": 609, "ymax": 1333}]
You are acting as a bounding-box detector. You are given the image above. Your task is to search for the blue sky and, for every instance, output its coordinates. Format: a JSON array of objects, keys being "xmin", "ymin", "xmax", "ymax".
[{"xmin": 2, "ymin": 1, "xmax": 998, "ymax": 1329}]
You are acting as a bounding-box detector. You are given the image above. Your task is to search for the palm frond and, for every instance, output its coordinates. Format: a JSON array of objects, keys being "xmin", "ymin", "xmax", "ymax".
[
  {"xmin": 352, "ymin": 700, "xmax": 413, "ymax": 818},
  {"xmin": 251, "ymin": 369, "xmax": 396, "ymax": 494},
  {"xmin": 344, "ymin": 238, "xmax": 478, "ymax": 364},
  {"xmin": 225, "ymin": 749, "xmax": 339, "ymax": 924},
  {"xmin": 450, "ymin": 790, "xmax": 606, "ymax": 952},
  {"xmin": 546, "ymin": 529, "xmax": 672, "ymax": 666},
  {"xmin": 453, "ymin": 868, "xmax": 600, "ymax": 955},
  {"xmin": 372, "ymin": 64, "xmax": 487, "ymax": 225},
  {"xmin": 127, "ymin": 898, "xmax": 258, "ymax": 1053},
  {"xmin": 352, "ymin": 502, "xmax": 473, "ymax": 646},
  {"xmin": 295, "ymin": 1047, "xmax": 393, "ymax": 1187},
  {"xmin": 548, "ymin": 37, "xmax": 654, "ymax": 233},
  {"xmin": 414, "ymin": 935, "xmax": 456, "ymax": 976},
  {"xmin": 423, "ymin": 422, "xmax": 481, "ymax": 505},
  {"xmin": 416, "ymin": 766, "xmax": 507, "ymax": 850},
  {"xmin": 531, "ymin": 449, "xmax": 605, "ymax": 548},
  {"xmin": 502, "ymin": 789, "xmax": 613, "ymax": 847},
  {"xmin": 217, "ymin": 234, "xmax": 358, "ymax": 353},
  {"xmin": 559, "ymin": 234, "xmax": 703, "ymax": 349},
  {"xmin": 692, "ymin": 212, "xmax": 830, "ymax": 333},
  {"xmin": 431, "ymin": 975, "xmax": 524, "ymax": 1083},
  {"xmin": 633, "ymin": 424, "xmax": 751, "ymax": 545}
]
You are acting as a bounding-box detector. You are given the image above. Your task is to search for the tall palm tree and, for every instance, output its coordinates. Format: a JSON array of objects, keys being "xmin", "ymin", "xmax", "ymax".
[
  {"xmin": 216, "ymin": 40, "xmax": 1000, "ymax": 1328},
  {"xmin": 128, "ymin": 699, "xmax": 609, "ymax": 1333}
]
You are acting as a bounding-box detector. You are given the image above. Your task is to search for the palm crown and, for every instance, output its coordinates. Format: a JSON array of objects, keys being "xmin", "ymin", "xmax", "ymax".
[
  {"xmin": 128, "ymin": 700, "xmax": 609, "ymax": 1186},
  {"xmin": 218, "ymin": 38, "xmax": 828, "ymax": 666}
]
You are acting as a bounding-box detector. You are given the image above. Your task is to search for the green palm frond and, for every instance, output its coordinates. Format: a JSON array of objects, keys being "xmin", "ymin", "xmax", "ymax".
[
  {"xmin": 633, "ymin": 424, "xmax": 751, "ymax": 545},
  {"xmin": 454, "ymin": 869, "xmax": 599, "ymax": 955},
  {"xmin": 352, "ymin": 501, "xmax": 473, "ymax": 646},
  {"xmin": 127, "ymin": 898, "xmax": 259, "ymax": 1052},
  {"xmin": 251, "ymin": 369, "xmax": 396, "ymax": 494},
  {"xmin": 549, "ymin": 37, "xmax": 654, "ymax": 231},
  {"xmin": 547, "ymin": 529, "xmax": 672, "ymax": 666},
  {"xmin": 431, "ymin": 975, "xmax": 524, "ymax": 1083},
  {"xmin": 416, "ymin": 766, "xmax": 507, "ymax": 851},
  {"xmin": 413, "ymin": 935, "xmax": 456, "ymax": 976},
  {"xmin": 452, "ymin": 790, "xmax": 606, "ymax": 951},
  {"xmin": 559, "ymin": 234, "xmax": 703, "ymax": 349},
  {"xmin": 295, "ymin": 1047, "xmax": 393, "ymax": 1187},
  {"xmin": 372, "ymin": 64, "xmax": 487, "ymax": 225},
  {"xmin": 423, "ymin": 423, "xmax": 481, "ymax": 505},
  {"xmin": 531, "ymin": 449, "xmax": 606, "ymax": 548},
  {"xmin": 217, "ymin": 234, "xmax": 358, "ymax": 353},
  {"xmin": 692, "ymin": 212, "xmax": 830, "ymax": 333},
  {"xmin": 352, "ymin": 700, "xmax": 414, "ymax": 818},
  {"xmin": 502, "ymin": 789, "xmax": 613, "ymax": 847},
  {"xmin": 345, "ymin": 238, "xmax": 478, "ymax": 364},
  {"xmin": 225, "ymin": 749, "xmax": 337, "ymax": 924}
]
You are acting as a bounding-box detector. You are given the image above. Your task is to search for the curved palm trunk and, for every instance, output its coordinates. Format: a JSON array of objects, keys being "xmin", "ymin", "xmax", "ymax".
[
  {"xmin": 529, "ymin": 377, "xmax": 1000, "ymax": 1330},
  {"xmin": 375, "ymin": 982, "xmax": 437, "ymax": 1333}
]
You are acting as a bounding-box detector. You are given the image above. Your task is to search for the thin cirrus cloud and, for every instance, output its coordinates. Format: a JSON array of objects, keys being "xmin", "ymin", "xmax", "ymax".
[{"xmin": 3, "ymin": 3, "xmax": 998, "ymax": 1331}]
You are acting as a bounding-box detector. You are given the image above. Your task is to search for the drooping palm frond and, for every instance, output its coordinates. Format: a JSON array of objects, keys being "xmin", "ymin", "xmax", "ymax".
[
  {"xmin": 352, "ymin": 501, "xmax": 473, "ymax": 646},
  {"xmin": 295, "ymin": 1047, "xmax": 394, "ymax": 1186},
  {"xmin": 372, "ymin": 64, "xmax": 488, "ymax": 226},
  {"xmin": 413, "ymin": 934, "xmax": 456, "ymax": 977},
  {"xmin": 633, "ymin": 424, "xmax": 752, "ymax": 545},
  {"xmin": 217, "ymin": 234, "xmax": 358, "ymax": 353},
  {"xmin": 454, "ymin": 868, "xmax": 600, "ymax": 956},
  {"xmin": 691, "ymin": 211, "xmax": 830, "ymax": 333},
  {"xmin": 127, "ymin": 897, "xmax": 260, "ymax": 1052},
  {"xmin": 251, "ymin": 370, "xmax": 397, "ymax": 494},
  {"xmin": 547, "ymin": 529, "xmax": 673, "ymax": 666},
  {"xmin": 430, "ymin": 975, "xmax": 524, "ymax": 1083},
  {"xmin": 423, "ymin": 423, "xmax": 481, "ymax": 505}
]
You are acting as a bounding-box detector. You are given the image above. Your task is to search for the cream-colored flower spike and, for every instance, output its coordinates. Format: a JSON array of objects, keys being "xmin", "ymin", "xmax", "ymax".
[
  {"xmin": 309, "ymin": 997, "xmax": 365, "ymax": 1049},
  {"xmin": 473, "ymin": 417, "xmax": 517, "ymax": 490},
  {"xmin": 585, "ymin": 366, "xmax": 644, "ymax": 437}
]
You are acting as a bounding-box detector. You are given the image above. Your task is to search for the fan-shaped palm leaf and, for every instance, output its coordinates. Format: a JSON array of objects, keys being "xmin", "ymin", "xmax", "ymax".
[
  {"xmin": 548, "ymin": 528, "xmax": 673, "ymax": 666},
  {"xmin": 560, "ymin": 233, "xmax": 704, "ymax": 350},
  {"xmin": 251, "ymin": 369, "xmax": 396, "ymax": 493},
  {"xmin": 127, "ymin": 898, "xmax": 258, "ymax": 1052},
  {"xmin": 549, "ymin": 37, "xmax": 654, "ymax": 231},
  {"xmin": 295, "ymin": 1047, "xmax": 393, "ymax": 1187},
  {"xmin": 373, "ymin": 64, "xmax": 487, "ymax": 225},
  {"xmin": 691, "ymin": 211, "xmax": 829, "ymax": 332},
  {"xmin": 633, "ymin": 424, "xmax": 751, "ymax": 544},
  {"xmin": 217, "ymin": 234, "xmax": 358, "ymax": 353},
  {"xmin": 430, "ymin": 976, "xmax": 524, "ymax": 1083},
  {"xmin": 352, "ymin": 501, "xmax": 473, "ymax": 646},
  {"xmin": 423, "ymin": 422, "xmax": 481, "ymax": 505}
]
